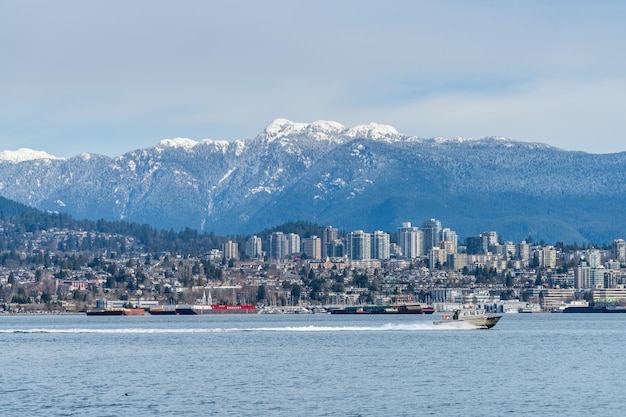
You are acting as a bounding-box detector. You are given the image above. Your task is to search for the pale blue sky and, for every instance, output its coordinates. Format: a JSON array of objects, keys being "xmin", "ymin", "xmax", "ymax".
[{"xmin": 2, "ymin": 0, "xmax": 626, "ymax": 157}]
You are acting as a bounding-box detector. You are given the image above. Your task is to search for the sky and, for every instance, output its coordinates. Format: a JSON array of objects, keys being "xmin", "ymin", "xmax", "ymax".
[{"xmin": 2, "ymin": 0, "xmax": 626, "ymax": 158}]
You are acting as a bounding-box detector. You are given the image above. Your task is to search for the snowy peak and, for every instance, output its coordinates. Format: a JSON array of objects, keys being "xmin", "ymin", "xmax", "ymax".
[
  {"xmin": 157, "ymin": 138, "xmax": 199, "ymax": 151},
  {"xmin": 262, "ymin": 118, "xmax": 406, "ymax": 144},
  {"xmin": 0, "ymin": 148, "xmax": 63, "ymax": 163},
  {"xmin": 346, "ymin": 123, "xmax": 402, "ymax": 142},
  {"xmin": 263, "ymin": 119, "xmax": 309, "ymax": 141}
]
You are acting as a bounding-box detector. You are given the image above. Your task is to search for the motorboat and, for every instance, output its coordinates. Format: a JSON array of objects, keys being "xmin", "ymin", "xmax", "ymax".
[{"xmin": 433, "ymin": 308, "xmax": 502, "ymax": 329}]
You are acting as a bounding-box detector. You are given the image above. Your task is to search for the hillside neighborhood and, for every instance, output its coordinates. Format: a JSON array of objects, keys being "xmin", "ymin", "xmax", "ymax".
[{"xmin": 2, "ymin": 212, "xmax": 626, "ymax": 314}]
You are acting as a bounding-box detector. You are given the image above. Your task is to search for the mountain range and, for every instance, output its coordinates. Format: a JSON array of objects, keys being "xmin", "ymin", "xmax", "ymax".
[{"xmin": 1, "ymin": 118, "xmax": 625, "ymax": 244}]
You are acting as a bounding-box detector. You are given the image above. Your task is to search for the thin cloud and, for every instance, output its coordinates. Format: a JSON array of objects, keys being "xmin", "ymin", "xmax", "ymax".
[{"xmin": 1, "ymin": 1, "xmax": 626, "ymax": 156}]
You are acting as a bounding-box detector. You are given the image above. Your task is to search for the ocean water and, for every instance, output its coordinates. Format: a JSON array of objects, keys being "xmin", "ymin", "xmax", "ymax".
[{"xmin": 1, "ymin": 312, "xmax": 624, "ymax": 416}]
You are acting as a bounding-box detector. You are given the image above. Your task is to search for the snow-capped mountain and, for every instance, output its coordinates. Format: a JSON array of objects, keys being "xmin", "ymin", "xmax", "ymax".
[{"xmin": 1, "ymin": 119, "xmax": 625, "ymax": 243}]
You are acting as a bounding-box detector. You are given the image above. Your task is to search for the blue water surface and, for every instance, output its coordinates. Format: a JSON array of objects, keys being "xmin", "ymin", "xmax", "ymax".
[{"xmin": 1, "ymin": 313, "xmax": 623, "ymax": 416}]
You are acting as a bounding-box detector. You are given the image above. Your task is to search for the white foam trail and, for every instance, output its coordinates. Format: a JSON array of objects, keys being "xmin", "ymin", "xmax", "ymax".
[{"xmin": 0, "ymin": 322, "xmax": 477, "ymax": 334}]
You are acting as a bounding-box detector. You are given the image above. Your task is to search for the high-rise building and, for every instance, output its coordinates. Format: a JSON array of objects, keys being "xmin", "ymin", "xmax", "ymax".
[
  {"xmin": 286, "ymin": 233, "xmax": 301, "ymax": 256},
  {"xmin": 371, "ymin": 231, "xmax": 390, "ymax": 260},
  {"xmin": 222, "ymin": 240, "xmax": 238, "ymax": 260},
  {"xmin": 502, "ymin": 241, "xmax": 516, "ymax": 259},
  {"xmin": 303, "ymin": 235, "xmax": 322, "ymax": 260},
  {"xmin": 590, "ymin": 266, "xmax": 606, "ymax": 289},
  {"xmin": 518, "ymin": 240, "xmax": 530, "ymax": 266},
  {"xmin": 612, "ymin": 239, "xmax": 626, "ymax": 263},
  {"xmin": 346, "ymin": 230, "xmax": 371, "ymax": 260},
  {"xmin": 397, "ymin": 222, "xmax": 423, "ymax": 258},
  {"xmin": 540, "ymin": 246, "xmax": 557, "ymax": 268},
  {"xmin": 441, "ymin": 228, "xmax": 458, "ymax": 254},
  {"xmin": 465, "ymin": 236, "xmax": 484, "ymax": 255},
  {"xmin": 328, "ymin": 239, "xmax": 345, "ymax": 258},
  {"xmin": 588, "ymin": 249, "xmax": 602, "ymax": 268},
  {"xmin": 422, "ymin": 218, "xmax": 442, "ymax": 254},
  {"xmin": 245, "ymin": 235, "xmax": 263, "ymax": 258},
  {"xmin": 574, "ymin": 260, "xmax": 591, "ymax": 289},
  {"xmin": 429, "ymin": 246, "xmax": 447, "ymax": 269},
  {"xmin": 267, "ymin": 232, "xmax": 288, "ymax": 260},
  {"xmin": 322, "ymin": 226, "xmax": 338, "ymax": 257}
]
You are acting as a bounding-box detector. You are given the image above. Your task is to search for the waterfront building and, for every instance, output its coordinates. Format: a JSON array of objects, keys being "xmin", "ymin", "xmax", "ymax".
[
  {"xmin": 592, "ymin": 288, "xmax": 626, "ymax": 303},
  {"xmin": 245, "ymin": 235, "xmax": 263, "ymax": 258},
  {"xmin": 604, "ymin": 269, "xmax": 617, "ymax": 288},
  {"xmin": 370, "ymin": 231, "xmax": 390, "ymax": 260},
  {"xmin": 346, "ymin": 230, "xmax": 371, "ymax": 260},
  {"xmin": 422, "ymin": 218, "xmax": 442, "ymax": 253},
  {"xmin": 303, "ymin": 235, "xmax": 322, "ymax": 260},
  {"xmin": 590, "ymin": 266, "xmax": 606, "ymax": 289},
  {"xmin": 539, "ymin": 288, "xmax": 575, "ymax": 311},
  {"xmin": 397, "ymin": 222, "xmax": 423, "ymax": 258}
]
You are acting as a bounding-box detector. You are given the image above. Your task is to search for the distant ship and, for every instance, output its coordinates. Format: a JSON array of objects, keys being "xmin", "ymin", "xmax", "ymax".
[
  {"xmin": 174, "ymin": 304, "xmax": 257, "ymax": 315},
  {"xmin": 86, "ymin": 308, "xmax": 146, "ymax": 316},
  {"xmin": 174, "ymin": 291, "xmax": 257, "ymax": 315},
  {"xmin": 329, "ymin": 304, "xmax": 434, "ymax": 315},
  {"xmin": 563, "ymin": 303, "xmax": 626, "ymax": 313}
]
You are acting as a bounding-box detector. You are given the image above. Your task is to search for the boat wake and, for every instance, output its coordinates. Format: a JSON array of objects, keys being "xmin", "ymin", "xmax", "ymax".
[{"xmin": 0, "ymin": 322, "xmax": 477, "ymax": 334}]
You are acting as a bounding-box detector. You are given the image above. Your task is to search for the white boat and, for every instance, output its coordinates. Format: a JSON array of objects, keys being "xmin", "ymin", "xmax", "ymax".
[{"xmin": 433, "ymin": 309, "xmax": 502, "ymax": 329}]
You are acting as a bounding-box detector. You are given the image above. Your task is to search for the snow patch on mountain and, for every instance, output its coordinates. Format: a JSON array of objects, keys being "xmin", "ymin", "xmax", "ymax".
[
  {"xmin": 218, "ymin": 168, "xmax": 236, "ymax": 185},
  {"xmin": 0, "ymin": 148, "xmax": 64, "ymax": 162},
  {"xmin": 234, "ymin": 140, "xmax": 246, "ymax": 156},
  {"xmin": 250, "ymin": 186, "xmax": 272, "ymax": 194}
]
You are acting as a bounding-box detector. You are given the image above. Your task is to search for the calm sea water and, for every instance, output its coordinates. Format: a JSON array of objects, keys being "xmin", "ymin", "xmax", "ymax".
[{"xmin": 1, "ymin": 312, "xmax": 624, "ymax": 416}]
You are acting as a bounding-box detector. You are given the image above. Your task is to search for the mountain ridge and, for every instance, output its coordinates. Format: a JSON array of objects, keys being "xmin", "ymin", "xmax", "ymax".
[{"xmin": 1, "ymin": 119, "xmax": 625, "ymax": 243}]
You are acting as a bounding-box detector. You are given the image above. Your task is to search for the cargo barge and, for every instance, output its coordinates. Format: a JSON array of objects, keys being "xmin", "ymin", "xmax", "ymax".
[
  {"xmin": 86, "ymin": 308, "xmax": 146, "ymax": 316},
  {"xmin": 148, "ymin": 306, "xmax": 179, "ymax": 315},
  {"xmin": 330, "ymin": 304, "xmax": 434, "ymax": 315},
  {"xmin": 174, "ymin": 304, "xmax": 257, "ymax": 315}
]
